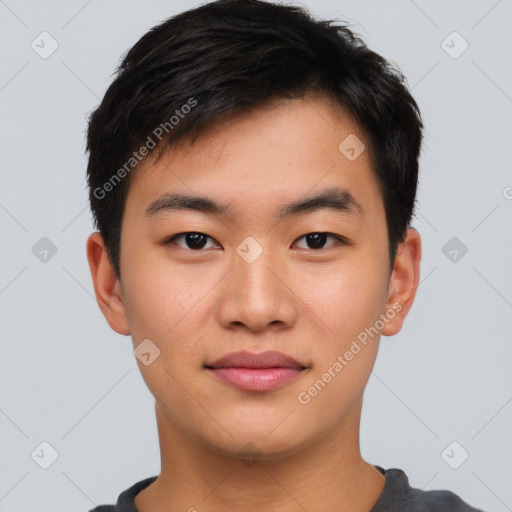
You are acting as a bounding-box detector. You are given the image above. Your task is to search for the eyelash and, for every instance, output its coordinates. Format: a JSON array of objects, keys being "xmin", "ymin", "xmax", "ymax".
[{"xmin": 163, "ymin": 232, "xmax": 349, "ymax": 251}]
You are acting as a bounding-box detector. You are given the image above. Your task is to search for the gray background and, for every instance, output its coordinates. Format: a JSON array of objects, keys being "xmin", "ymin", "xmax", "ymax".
[{"xmin": 1, "ymin": 0, "xmax": 511, "ymax": 510}]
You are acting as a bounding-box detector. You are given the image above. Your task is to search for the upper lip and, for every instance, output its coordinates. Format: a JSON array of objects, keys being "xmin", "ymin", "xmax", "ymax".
[{"xmin": 205, "ymin": 350, "xmax": 307, "ymax": 369}]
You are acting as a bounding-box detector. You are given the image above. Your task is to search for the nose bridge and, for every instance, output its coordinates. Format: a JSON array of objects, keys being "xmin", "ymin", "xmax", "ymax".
[
  {"xmin": 237, "ymin": 248, "xmax": 277, "ymax": 301},
  {"xmin": 218, "ymin": 237, "xmax": 297, "ymax": 331}
]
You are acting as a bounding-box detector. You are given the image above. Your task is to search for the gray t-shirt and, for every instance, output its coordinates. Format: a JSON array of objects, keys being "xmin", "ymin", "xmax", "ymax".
[{"xmin": 88, "ymin": 465, "xmax": 485, "ymax": 511}]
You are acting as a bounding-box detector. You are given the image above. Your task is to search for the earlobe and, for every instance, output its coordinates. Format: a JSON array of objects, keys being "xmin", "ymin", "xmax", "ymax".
[
  {"xmin": 86, "ymin": 232, "xmax": 131, "ymax": 336},
  {"xmin": 381, "ymin": 228, "xmax": 421, "ymax": 337}
]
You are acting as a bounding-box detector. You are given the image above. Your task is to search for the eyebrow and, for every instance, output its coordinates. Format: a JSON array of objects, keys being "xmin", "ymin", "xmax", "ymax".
[{"xmin": 144, "ymin": 186, "xmax": 364, "ymax": 220}]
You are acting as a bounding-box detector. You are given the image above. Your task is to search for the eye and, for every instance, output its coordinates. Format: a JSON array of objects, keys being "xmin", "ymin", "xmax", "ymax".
[
  {"xmin": 165, "ymin": 232, "xmax": 221, "ymax": 250},
  {"xmin": 293, "ymin": 232, "xmax": 347, "ymax": 250},
  {"xmin": 164, "ymin": 231, "xmax": 347, "ymax": 251}
]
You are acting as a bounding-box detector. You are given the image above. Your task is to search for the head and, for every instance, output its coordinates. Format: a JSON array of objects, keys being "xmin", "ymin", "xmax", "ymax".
[{"xmin": 86, "ymin": 0, "xmax": 422, "ymax": 462}]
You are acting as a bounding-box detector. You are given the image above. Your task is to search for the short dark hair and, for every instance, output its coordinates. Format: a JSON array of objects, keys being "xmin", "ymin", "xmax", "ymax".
[{"xmin": 86, "ymin": 0, "xmax": 423, "ymax": 279}]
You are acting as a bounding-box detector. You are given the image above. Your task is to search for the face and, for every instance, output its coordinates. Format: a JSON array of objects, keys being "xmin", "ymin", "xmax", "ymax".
[{"xmin": 88, "ymin": 93, "xmax": 419, "ymax": 461}]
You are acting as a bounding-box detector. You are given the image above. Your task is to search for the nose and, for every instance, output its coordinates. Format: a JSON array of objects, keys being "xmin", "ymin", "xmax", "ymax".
[{"xmin": 217, "ymin": 245, "xmax": 299, "ymax": 333}]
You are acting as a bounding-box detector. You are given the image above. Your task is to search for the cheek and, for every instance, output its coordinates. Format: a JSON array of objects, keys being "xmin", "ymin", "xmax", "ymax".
[
  {"xmin": 122, "ymin": 274, "xmax": 177, "ymax": 343},
  {"xmin": 295, "ymin": 267, "xmax": 386, "ymax": 424},
  {"xmin": 120, "ymin": 255, "xmax": 216, "ymax": 400},
  {"xmin": 301, "ymin": 259, "xmax": 388, "ymax": 345},
  {"xmin": 121, "ymin": 244, "xmax": 204, "ymax": 342}
]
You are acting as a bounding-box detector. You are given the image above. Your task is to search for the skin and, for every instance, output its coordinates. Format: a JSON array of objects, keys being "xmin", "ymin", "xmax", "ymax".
[{"xmin": 87, "ymin": 92, "xmax": 421, "ymax": 512}]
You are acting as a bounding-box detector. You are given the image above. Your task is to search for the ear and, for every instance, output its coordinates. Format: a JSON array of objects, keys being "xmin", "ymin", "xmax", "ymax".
[
  {"xmin": 381, "ymin": 228, "xmax": 421, "ymax": 336},
  {"xmin": 86, "ymin": 231, "xmax": 130, "ymax": 336}
]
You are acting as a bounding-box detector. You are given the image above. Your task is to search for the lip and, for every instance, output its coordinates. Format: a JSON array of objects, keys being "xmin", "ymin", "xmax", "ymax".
[
  {"xmin": 206, "ymin": 350, "xmax": 306, "ymax": 369},
  {"xmin": 204, "ymin": 350, "xmax": 308, "ymax": 392}
]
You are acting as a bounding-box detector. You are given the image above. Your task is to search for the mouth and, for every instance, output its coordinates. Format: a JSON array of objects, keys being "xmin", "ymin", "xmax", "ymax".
[{"xmin": 204, "ymin": 350, "xmax": 309, "ymax": 392}]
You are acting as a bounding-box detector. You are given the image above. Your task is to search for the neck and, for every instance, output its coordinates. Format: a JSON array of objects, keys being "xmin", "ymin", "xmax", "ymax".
[{"xmin": 135, "ymin": 397, "xmax": 385, "ymax": 511}]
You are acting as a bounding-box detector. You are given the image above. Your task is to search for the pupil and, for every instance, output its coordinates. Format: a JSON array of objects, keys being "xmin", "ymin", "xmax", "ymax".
[
  {"xmin": 307, "ymin": 233, "xmax": 326, "ymax": 249},
  {"xmin": 186, "ymin": 232, "xmax": 207, "ymax": 250}
]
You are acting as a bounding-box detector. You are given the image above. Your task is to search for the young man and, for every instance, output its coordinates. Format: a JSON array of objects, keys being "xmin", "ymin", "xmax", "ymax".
[{"xmin": 85, "ymin": 0, "xmax": 484, "ymax": 510}]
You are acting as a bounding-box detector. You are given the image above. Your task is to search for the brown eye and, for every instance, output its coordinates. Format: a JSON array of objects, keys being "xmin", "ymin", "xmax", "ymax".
[
  {"xmin": 166, "ymin": 232, "xmax": 220, "ymax": 250},
  {"xmin": 293, "ymin": 232, "xmax": 346, "ymax": 250}
]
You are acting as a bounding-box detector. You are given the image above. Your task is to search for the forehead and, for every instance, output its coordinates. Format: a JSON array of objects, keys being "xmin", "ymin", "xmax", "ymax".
[{"xmin": 126, "ymin": 94, "xmax": 382, "ymax": 220}]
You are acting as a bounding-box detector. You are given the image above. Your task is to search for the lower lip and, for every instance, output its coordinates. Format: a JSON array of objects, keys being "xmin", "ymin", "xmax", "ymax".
[{"xmin": 206, "ymin": 367, "xmax": 305, "ymax": 391}]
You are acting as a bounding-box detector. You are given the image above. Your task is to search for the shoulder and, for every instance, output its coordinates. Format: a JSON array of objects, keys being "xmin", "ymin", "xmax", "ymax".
[
  {"xmin": 86, "ymin": 476, "xmax": 158, "ymax": 512},
  {"xmin": 372, "ymin": 467, "xmax": 486, "ymax": 512}
]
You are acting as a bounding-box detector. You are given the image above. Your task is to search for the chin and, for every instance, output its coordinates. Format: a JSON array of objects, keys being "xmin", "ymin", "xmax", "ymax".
[{"xmin": 203, "ymin": 425, "xmax": 311, "ymax": 463}]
